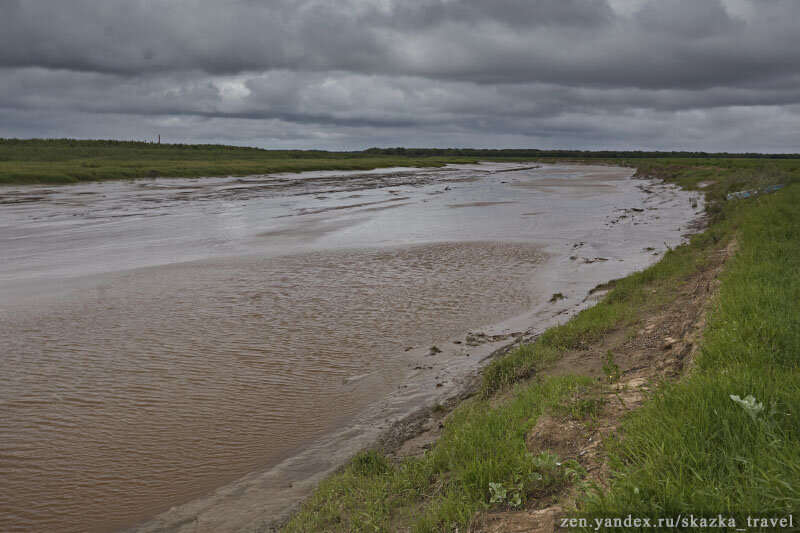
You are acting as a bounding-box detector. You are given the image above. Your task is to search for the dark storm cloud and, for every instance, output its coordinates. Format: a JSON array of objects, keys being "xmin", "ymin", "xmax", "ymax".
[
  {"xmin": 0, "ymin": 0, "xmax": 799, "ymax": 151},
  {"xmin": 2, "ymin": 0, "xmax": 798, "ymax": 87},
  {"xmin": 365, "ymin": 0, "xmax": 614, "ymax": 31},
  {"xmin": 0, "ymin": 0, "xmax": 385, "ymax": 75}
]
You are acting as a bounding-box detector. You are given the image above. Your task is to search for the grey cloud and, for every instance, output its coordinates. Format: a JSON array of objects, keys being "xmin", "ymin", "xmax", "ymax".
[
  {"xmin": 371, "ymin": 0, "xmax": 614, "ymax": 31},
  {"xmin": 5, "ymin": 68, "xmax": 800, "ymax": 126},
  {"xmin": 635, "ymin": 0, "xmax": 740, "ymax": 37},
  {"xmin": 1, "ymin": 0, "xmax": 799, "ymax": 152},
  {"xmin": 1, "ymin": 0, "xmax": 798, "ymax": 89},
  {"xmin": 0, "ymin": 0, "xmax": 386, "ymax": 75}
]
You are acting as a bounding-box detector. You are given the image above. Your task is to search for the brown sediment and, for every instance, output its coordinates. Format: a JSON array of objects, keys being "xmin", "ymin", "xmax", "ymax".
[
  {"xmin": 467, "ymin": 239, "xmax": 736, "ymax": 533},
  {"xmin": 289, "ymin": 197, "xmax": 410, "ymax": 216},
  {"xmin": 490, "ymin": 165, "xmax": 542, "ymax": 174},
  {"xmin": 361, "ymin": 202, "xmax": 412, "ymax": 213},
  {"xmin": 513, "ymin": 179, "xmax": 619, "ymax": 189},
  {"xmin": 447, "ymin": 201, "xmax": 518, "ymax": 208},
  {"xmin": 380, "ymin": 337, "xmax": 534, "ymax": 460},
  {"xmin": 255, "ymin": 218, "xmax": 361, "ymax": 239},
  {"xmin": 2, "ymin": 241, "xmax": 545, "ymax": 533}
]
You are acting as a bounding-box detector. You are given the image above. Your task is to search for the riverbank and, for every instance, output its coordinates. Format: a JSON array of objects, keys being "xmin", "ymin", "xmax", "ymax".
[
  {"xmin": 0, "ymin": 139, "xmax": 485, "ymax": 185},
  {"xmin": 3, "ymin": 139, "xmax": 797, "ymax": 187},
  {"xmin": 2, "ymin": 163, "xmax": 702, "ymax": 532},
  {"xmin": 282, "ymin": 159, "xmax": 800, "ymax": 531},
  {"xmin": 114, "ymin": 164, "xmax": 701, "ymax": 533}
]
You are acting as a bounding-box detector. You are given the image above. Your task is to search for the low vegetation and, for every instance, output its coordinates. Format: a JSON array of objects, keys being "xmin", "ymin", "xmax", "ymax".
[
  {"xmin": 4, "ymin": 138, "xmax": 800, "ymax": 186},
  {"xmin": 0, "ymin": 139, "xmax": 479, "ymax": 184},
  {"xmin": 578, "ymin": 178, "xmax": 800, "ymax": 526},
  {"xmin": 364, "ymin": 147, "xmax": 800, "ymax": 160}
]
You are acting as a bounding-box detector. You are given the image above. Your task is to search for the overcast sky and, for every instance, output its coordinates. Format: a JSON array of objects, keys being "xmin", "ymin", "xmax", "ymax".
[{"xmin": 1, "ymin": 0, "xmax": 799, "ymax": 151}]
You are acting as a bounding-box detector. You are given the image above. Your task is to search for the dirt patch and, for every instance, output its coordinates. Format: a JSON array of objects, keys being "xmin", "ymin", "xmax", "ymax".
[
  {"xmin": 526, "ymin": 415, "xmax": 586, "ymax": 459},
  {"xmin": 549, "ymin": 241, "xmax": 733, "ymax": 382},
  {"xmin": 468, "ymin": 239, "xmax": 734, "ymax": 532},
  {"xmin": 465, "ymin": 331, "xmax": 524, "ymax": 347},
  {"xmin": 471, "ymin": 507, "xmax": 563, "ymax": 533}
]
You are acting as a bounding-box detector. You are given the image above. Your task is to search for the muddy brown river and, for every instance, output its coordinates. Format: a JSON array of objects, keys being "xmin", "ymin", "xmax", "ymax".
[{"xmin": 0, "ymin": 163, "xmax": 703, "ymax": 532}]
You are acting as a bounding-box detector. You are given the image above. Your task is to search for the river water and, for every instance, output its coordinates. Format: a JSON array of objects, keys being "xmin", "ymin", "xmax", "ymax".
[{"xmin": 0, "ymin": 163, "xmax": 702, "ymax": 532}]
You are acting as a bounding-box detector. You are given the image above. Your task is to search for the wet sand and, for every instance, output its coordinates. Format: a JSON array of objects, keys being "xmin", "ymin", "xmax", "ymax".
[{"xmin": 0, "ymin": 163, "xmax": 703, "ymax": 532}]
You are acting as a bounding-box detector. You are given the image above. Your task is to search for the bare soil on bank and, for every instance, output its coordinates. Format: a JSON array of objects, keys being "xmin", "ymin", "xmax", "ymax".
[{"xmin": 467, "ymin": 239, "xmax": 734, "ymax": 532}]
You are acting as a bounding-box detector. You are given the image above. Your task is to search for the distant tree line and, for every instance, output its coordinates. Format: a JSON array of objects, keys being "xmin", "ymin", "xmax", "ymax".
[
  {"xmin": 362, "ymin": 147, "xmax": 800, "ymax": 159},
  {"xmin": 3, "ymin": 139, "xmax": 798, "ymax": 160}
]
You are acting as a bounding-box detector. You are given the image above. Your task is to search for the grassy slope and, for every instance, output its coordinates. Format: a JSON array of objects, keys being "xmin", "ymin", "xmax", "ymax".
[
  {"xmin": 283, "ymin": 159, "xmax": 800, "ymax": 531},
  {"xmin": 579, "ymin": 176, "xmax": 800, "ymax": 525},
  {"xmin": 0, "ymin": 139, "xmax": 484, "ymax": 185}
]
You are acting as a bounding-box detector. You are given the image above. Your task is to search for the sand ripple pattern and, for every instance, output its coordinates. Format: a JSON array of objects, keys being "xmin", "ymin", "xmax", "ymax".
[{"xmin": 0, "ymin": 241, "xmax": 542, "ymax": 532}]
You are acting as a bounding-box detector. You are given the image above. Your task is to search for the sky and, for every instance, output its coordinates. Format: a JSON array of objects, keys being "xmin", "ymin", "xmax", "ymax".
[{"xmin": 1, "ymin": 0, "xmax": 799, "ymax": 152}]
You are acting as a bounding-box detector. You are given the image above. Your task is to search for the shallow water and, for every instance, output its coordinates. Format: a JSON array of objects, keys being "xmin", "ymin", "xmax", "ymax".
[{"xmin": 0, "ymin": 164, "xmax": 702, "ymax": 532}]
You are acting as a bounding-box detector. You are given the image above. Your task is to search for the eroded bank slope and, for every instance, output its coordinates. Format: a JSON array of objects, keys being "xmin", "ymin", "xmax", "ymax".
[{"xmin": 283, "ymin": 159, "xmax": 800, "ymax": 532}]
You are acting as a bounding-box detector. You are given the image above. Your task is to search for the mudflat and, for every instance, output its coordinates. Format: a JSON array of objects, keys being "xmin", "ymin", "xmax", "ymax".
[{"xmin": 0, "ymin": 163, "xmax": 702, "ymax": 532}]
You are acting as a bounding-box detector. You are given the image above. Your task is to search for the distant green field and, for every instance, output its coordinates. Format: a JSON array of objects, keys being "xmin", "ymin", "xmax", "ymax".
[
  {"xmin": 0, "ymin": 139, "xmax": 482, "ymax": 185},
  {"xmin": 5, "ymin": 139, "xmax": 800, "ymax": 186}
]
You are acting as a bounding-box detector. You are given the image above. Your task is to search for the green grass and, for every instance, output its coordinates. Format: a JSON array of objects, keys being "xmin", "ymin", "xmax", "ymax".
[
  {"xmin": 282, "ymin": 157, "xmax": 800, "ymax": 531},
  {"xmin": 0, "ymin": 139, "xmax": 481, "ymax": 184},
  {"xmin": 578, "ymin": 184, "xmax": 800, "ymax": 526},
  {"xmin": 7, "ymin": 139, "xmax": 800, "ymax": 187},
  {"xmin": 554, "ymin": 384, "xmax": 606, "ymax": 422},
  {"xmin": 284, "ymin": 375, "xmax": 594, "ymax": 532}
]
